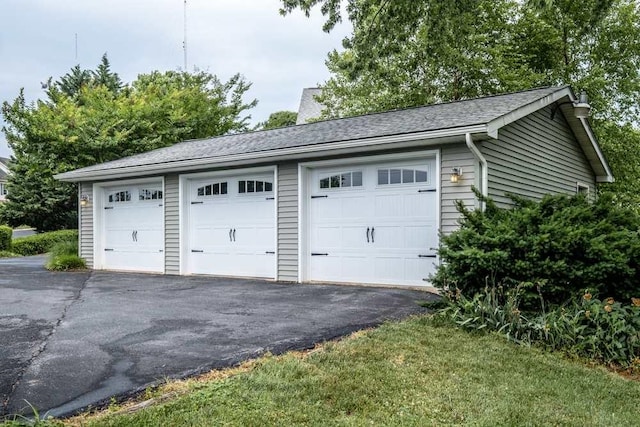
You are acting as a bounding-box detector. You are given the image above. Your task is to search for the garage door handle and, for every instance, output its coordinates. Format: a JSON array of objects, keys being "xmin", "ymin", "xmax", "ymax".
[
  {"xmin": 371, "ymin": 227, "xmax": 375, "ymax": 243},
  {"xmin": 265, "ymin": 251, "xmax": 275, "ymax": 254},
  {"xmin": 311, "ymin": 252, "xmax": 329, "ymax": 256},
  {"xmin": 233, "ymin": 229, "xmax": 236, "ymax": 242},
  {"xmin": 104, "ymin": 248, "xmax": 114, "ymax": 252},
  {"xmin": 311, "ymin": 195, "xmax": 328, "ymax": 199},
  {"xmin": 191, "ymin": 201, "xmax": 203, "ymax": 205},
  {"xmin": 419, "ymin": 254, "xmax": 437, "ymax": 258},
  {"xmin": 366, "ymin": 227, "xmax": 370, "ymax": 243},
  {"xmin": 418, "ymin": 189, "xmax": 437, "ymax": 193},
  {"xmin": 104, "ymin": 206, "xmax": 114, "ymax": 210},
  {"xmin": 191, "ymin": 249, "xmax": 204, "ymax": 253},
  {"xmin": 266, "ymin": 197, "xmax": 275, "ymax": 200}
]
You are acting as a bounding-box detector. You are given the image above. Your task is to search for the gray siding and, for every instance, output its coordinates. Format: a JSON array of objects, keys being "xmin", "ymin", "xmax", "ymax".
[
  {"xmin": 440, "ymin": 144, "xmax": 476, "ymax": 235},
  {"xmin": 164, "ymin": 174, "xmax": 180, "ymax": 274},
  {"xmin": 79, "ymin": 182, "xmax": 94, "ymax": 268},
  {"xmin": 482, "ymin": 106, "xmax": 596, "ymax": 207},
  {"xmin": 277, "ymin": 162, "xmax": 299, "ymax": 282}
]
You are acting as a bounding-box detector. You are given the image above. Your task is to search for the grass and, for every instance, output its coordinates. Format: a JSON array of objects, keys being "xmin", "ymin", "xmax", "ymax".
[{"xmin": 52, "ymin": 316, "xmax": 640, "ymax": 427}]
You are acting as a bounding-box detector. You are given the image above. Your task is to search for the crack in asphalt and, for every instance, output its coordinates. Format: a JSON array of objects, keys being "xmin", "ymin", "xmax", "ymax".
[{"xmin": 2, "ymin": 272, "xmax": 93, "ymax": 417}]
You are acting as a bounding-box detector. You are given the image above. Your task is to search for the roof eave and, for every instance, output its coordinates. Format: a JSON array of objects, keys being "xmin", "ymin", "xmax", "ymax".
[{"xmin": 55, "ymin": 125, "xmax": 488, "ymax": 182}]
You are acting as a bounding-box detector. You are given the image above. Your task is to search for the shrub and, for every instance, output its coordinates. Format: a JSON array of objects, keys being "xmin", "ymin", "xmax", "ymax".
[
  {"xmin": 0, "ymin": 250, "xmax": 21, "ymax": 258},
  {"xmin": 442, "ymin": 288, "xmax": 640, "ymax": 368},
  {"xmin": 12, "ymin": 230, "xmax": 78, "ymax": 256},
  {"xmin": 0, "ymin": 225, "xmax": 12, "ymax": 250},
  {"xmin": 45, "ymin": 233, "xmax": 86, "ymax": 271},
  {"xmin": 431, "ymin": 191, "xmax": 640, "ymax": 310},
  {"xmin": 46, "ymin": 254, "xmax": 86, "ymax": 271}
]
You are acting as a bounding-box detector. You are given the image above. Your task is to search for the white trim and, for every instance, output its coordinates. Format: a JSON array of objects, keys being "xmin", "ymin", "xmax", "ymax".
[
  {"xmin": 298, "ymin": 149, "xmax": 440, "ymax": 283},
  {"xmin": 179, "ymin": 165, "xmax": 278, "ymax": 277},
  {"xmin": 486, "ymin": 87, "xmax": 574, "ymax": 138},
  {"xmin": 56, "ymin": 125, "xmax": 487, "ymax": 182},
  {"xmin": 92, "ymin": 177, "xmax": 165, "ymax": 272},
  {"xmin": 273, "ymin": 165, "xmax": 279, "ymax": 281}
]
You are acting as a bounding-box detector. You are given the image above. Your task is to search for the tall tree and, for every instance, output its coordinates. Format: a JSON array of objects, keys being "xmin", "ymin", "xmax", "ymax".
[
  {"xmin": 1, "ymin": 62, "xmax": 256, "ymax": 231},
  {"xmin": 257, "ymin": 111, "xmax": 298, "ymax": 130},
  {"xmin": 281, "ymin": 0, "xmax": 640, "ymax": 206}
]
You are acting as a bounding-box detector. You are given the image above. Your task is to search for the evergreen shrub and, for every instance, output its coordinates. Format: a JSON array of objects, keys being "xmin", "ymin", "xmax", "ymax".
[{"xmin": 431, "ymin": 191, "xmax": 640, "ymax": 310}]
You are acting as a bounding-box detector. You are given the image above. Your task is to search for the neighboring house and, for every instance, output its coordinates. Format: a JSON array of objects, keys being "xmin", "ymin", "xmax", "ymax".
[
  {"xmin": 296, "ymin": 87, "xmax": 323, "ymax": 124},
  {"xmin": 0, "ymin": 157, "xmax": 11, "ymax": 202},
  {"xmin": 56, "ymin": 86, "xmax": 613, "ymax": 288}
]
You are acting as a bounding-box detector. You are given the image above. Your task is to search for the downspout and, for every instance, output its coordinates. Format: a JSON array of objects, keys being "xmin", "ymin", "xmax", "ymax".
[{"xmin": 465, "ymin": 133, "xmax": 488, "ymax": 210}]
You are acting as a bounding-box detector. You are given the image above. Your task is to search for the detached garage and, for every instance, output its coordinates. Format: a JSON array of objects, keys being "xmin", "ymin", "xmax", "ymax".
[{"xmin": 57, "ymin": 86, "xmax": 613, "ymax": 288}]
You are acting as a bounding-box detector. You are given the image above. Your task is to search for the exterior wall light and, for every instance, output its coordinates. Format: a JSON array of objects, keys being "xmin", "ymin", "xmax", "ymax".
[
  {"xmin": 450, "ymin": 167, "xmax": 463, "ymax": 183},
  {"xmin": 80, "ymin": 194, "xmax": 90, "ymax": 207},
  {"xmin": 550, "ymin": 90, "xmax": 591, "ymax": 120}
]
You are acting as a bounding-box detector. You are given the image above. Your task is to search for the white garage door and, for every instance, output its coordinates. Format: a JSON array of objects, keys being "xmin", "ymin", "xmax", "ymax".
[
  {"xmin": 308, "ymin": 159, "xmax": 438, "ymax": 286},
  {"xmin": 102, "ymin": 184, "xmax": 164, "ymax": 273},
  {"xmin": 186, "ymin": 173, "xmax": 276, "ymax": 278}
]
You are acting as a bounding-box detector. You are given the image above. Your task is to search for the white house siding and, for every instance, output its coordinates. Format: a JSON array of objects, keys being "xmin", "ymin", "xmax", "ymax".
[
  {"xmin": 482, "ymin": 106, "xmax": 596, "ymax": 207},
  {"xmin": 79, "ymin": 182, "xmax": 94, "ymax": 268},
  {"xmin": 277, "ymin": 162, "xmax": 299, "ymax": 281},
  {"xmin": 440, "ymin": 143, "xmax": 477, "ymax": 235},
  {"xmin": 164, "ymin": 174, "xmax": 180, "ymax": 274}
]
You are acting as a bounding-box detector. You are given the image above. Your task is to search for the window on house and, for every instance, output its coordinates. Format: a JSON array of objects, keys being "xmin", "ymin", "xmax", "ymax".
[
  {"xmin": 319, "ymin": 171, "xmax": 363, "ymax": 189},
  {"xmin": 139, "ymin": 189, "xmax": 163, "ymax": 201},
  {"xmin": 108, "ymin": 191, "xmax": 131, "ymax": 203},
  {"xmin": 576, "ymin": 183, "xmax": 590, "ymax": 197},
  {"xmin": 196, "ymin": 182, "xmax": 228, "ymax": 197},
  {"xmin": 238, "ymin": 180, "xmax": 273, "ymax": 193},
  {"xmin": 378, "ymin": 167, "xmax": 429, "ymax": 185},
  {"xmin": 0, "ymin": 183, "xmax": 7, "ymax": 196}
]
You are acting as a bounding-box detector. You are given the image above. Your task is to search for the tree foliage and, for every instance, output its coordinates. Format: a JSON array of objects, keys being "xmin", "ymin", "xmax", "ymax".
[
  {"xmin": 281, "ymin": 0, "xmax": 640, "ymax": 205},
  {"xmin": 257, "ymin": 110, "xmax": 298, "ymax": 130},
  {"xmin": 1, "ymin": 56, "xmax": 256, "ymax": 230}
]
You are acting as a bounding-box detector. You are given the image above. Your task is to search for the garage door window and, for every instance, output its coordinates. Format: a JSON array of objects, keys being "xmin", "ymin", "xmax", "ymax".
[
  {"xmin": 239, "ymin": 180, "xmax": 273, "ymax": 193},
  {"xmin": 319, "ymin": 171, "xmax": 362, "ymax": 189},
  {"xmin": 139, "ymin": 189, "xmax": 163, "ymax": 201},
  {"xmin": 108, "ymin": 191, "xmax": 131, "ymax": 203},
  {"xmin": 378, "ymin": 168, "xmax": 429, "ymax": 185},
  {"xmin": 197, "ymin": 182, "xmax": 228, "ymax": 197}
]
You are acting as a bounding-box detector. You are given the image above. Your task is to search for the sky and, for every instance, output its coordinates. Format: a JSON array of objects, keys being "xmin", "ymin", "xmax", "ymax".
[{"xmin": 0, "ymin": 0, "xmax": 350, "ymax": 157}]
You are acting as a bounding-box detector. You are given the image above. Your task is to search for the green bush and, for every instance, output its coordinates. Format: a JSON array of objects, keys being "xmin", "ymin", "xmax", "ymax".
[
  {"xmin": 45, "ymin": 232, "xmax": 86, "ymax": 271},
  {"xmin": 12, "ymin": 229, "xmax": 78, "ymax": 256},
  {"xmin": 46, "ymin": 254, "xmax": 86, "ymax": 271},
  {"xmin": 0, "ymin": 225, "xmax": 12, "ymax": 250},
  {"xmin": 0, "ymin": 250, "xmax": 22, "ymax": 258},
  {"xmin": 431, "ymin": 192, "xmax": 640, "ymax": 310}
]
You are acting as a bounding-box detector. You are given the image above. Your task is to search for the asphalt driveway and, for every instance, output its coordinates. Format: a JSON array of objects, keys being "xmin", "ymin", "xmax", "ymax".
[{"xmin": 0, "ymin": 256, "xmax": 434, "ymax": 419}]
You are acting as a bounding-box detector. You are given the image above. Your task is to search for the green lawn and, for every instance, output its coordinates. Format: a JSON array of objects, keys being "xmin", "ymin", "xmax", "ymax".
[{"xmin": 63, "ymin": 316, "xmax": 640, "ymax": 427}]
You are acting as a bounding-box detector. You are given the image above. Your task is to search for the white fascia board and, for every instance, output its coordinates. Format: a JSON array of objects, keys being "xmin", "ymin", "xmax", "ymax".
[
  {"xmin": 578, "ymin": 117, "xmax": 614, "ymax": 183},
  {"xmin": 486, "ymin": 87, "xmax": 574, "ymax": 138},
  {"xmin": 55, "ymin": 125, "xmax": 487, "ymax": 182}
]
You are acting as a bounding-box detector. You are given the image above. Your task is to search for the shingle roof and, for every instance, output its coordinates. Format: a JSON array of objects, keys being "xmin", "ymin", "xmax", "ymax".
[{"xmin": 59, "ymin": 86, "xmax": 569, "ymax": 179}]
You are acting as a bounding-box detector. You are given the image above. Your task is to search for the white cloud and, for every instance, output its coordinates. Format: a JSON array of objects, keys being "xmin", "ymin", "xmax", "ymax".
[{"xmin": 0, "ymin": 0, "xmax": 350, "ymax": 156}]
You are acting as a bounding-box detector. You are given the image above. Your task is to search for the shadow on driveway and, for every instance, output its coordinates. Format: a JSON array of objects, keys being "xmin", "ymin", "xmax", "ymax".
[{"xmin": 1, "ymin": 260, "xmax": 436, "ymax": 419}]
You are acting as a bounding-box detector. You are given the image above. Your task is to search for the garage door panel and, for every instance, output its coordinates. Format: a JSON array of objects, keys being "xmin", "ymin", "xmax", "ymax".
[
  {"xmin": 101, "ymin": 183, "xmax": 164, "ymax": 273},
  {"xmin": 308, "ymin": 158, "xmax": 438, "ymax": 287},
  {"xmin": 186, "ymin": 172, "xmax": 275, "ymax": 279}
]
